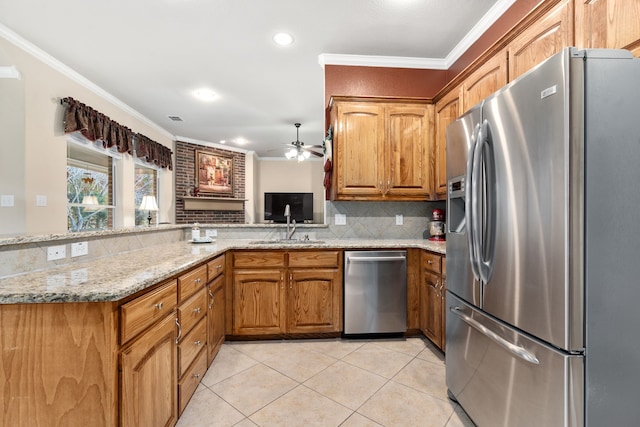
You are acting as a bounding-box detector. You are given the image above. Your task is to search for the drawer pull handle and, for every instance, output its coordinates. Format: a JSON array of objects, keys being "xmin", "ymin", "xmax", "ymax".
[
  {"xmin": 427, "ymin": 260, "xmax": 433, "ymax": 265},
  {"xmin": 154, "ymin": 302, "xmax": 163, "ymax": 310},
  {"xmin": 195, "ymin": 278, "xmax": 201, "ymax": 284},
  {"xmin": 194, "ymin": 340, "xmax": 201, "ymax": 346},
  {"xmin": 193, "ymin": 373, "xmax": 201, "ymax": 379},
  {"xmin": 216, "ymin": 265, "xmax": 222, "ymax": 270},
  {"xmin": 193, "ymin": 307, "xmax": 201, "ymax": 314}
]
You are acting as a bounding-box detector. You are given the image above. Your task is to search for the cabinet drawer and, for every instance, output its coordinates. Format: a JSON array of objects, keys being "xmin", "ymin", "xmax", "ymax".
[
  {"xmin": 178, "ymin": 348, "xmax": 207, "ymax": 415},
  {"xmin": 207, "ymin": 254, "xmax": 225, "ymax": 281},
  {"xmin": 121, "ymin": 279, "xmax": 177, "ymax": 345},
  {"xmin": 178, "ymin": 317, "xmax": 207, "ymax": 378},
  {"xmin": 178, "ymin": 287, "xmax": 207, "ymax": 337},
  {"xmin": 233, "ymin": 251, "xmax": 285, "ymax": 268},
  {"xmin": 423, "ymin": 252, "xmax": 442, "ymax": 274},
  {"xmin": 288, "ymin": 251, "xmax": 340, "ymax": 268},
  {"xmin": 178, "ymin": 265, "xmax": 207, "ymax": 302}
]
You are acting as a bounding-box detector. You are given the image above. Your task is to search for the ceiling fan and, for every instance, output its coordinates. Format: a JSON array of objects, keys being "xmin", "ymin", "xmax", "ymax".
[{"xmin": 283, "ymin": 123, "xmax": 324, "ymax": 161}]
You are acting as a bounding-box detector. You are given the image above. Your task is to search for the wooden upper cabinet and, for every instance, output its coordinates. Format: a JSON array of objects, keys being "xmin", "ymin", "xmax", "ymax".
[
  {"xmin": 508, "ymin": 0, "xmax": 574, "ymax": 80},
  {"xmin": 462, "ymin": 50, "xmax": 508, "ymax": 112},
  {"xmin": 330, "ymin": 97, "xmax": 432, "ymax": 201},
  {"xmin": 386, "ymin": 104, "xmax": 433, "ymax": 198},
  {"xmin": 434, "ymin": 88, "xmax": 462, "ymax": 199},
  {"xmin": 332, "ymin": 101, "xmax": 385, "ymax": 198},
  {"xmin": 575, "ymin": 0, "xmax": 640, "ymax": 56}
]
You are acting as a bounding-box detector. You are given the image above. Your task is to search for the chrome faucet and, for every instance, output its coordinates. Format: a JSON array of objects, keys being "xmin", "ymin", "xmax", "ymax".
[{"xmin": 284, "ymin": 204, "xmax": 296, "ymax": 240}]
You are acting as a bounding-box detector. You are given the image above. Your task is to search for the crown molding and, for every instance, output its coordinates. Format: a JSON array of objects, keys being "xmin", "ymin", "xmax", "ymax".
[
  {"xmin": 0, "ymin": 23, "xmax": 174, "ymax": 141},
  {"xmin": 443, "ymin": 0, "xmax": 516, "ymax": 68},
  {"xmin": 318, "ymin": 53, "xmax": 447, "ymax": 70},
  {"xmin": 319, "ymin": 0, "xmax": 515, "ymax": 70}
]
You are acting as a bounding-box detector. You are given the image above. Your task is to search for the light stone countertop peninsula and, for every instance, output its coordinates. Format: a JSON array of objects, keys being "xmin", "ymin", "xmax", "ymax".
[{"xmin": 0, "ymin": 238, "xmax": 445, "ymax": 304}]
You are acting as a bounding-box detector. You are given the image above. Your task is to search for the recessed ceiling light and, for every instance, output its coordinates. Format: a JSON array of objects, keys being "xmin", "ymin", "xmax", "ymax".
[
  {"xmin": 219, "ymin": 140, "xmax": 226, "ymax": 144},
  {"xmin": 193, "ymin": 88, "xmax": 216, "ymax": 101},
  {"xmin": 234, "ymin": 138, "xmax": 248, "ymax": 145},
  {"xmin": 273, "ymin": 32, "xmax": 294, "ymax": 46}
]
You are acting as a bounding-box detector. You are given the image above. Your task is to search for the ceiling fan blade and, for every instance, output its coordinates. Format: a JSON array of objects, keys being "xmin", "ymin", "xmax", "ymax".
[{"xmin": 308, "ymin": 151, "xmax": 324, "ymax": 157}]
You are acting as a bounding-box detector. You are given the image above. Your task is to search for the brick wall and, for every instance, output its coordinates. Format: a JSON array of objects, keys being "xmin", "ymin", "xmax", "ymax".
[{"xmin": 175, "ymin": 141, "xmax": 245, "ymax": 223}]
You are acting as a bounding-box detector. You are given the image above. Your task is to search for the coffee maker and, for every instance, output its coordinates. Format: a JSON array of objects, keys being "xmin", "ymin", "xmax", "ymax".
[{"xmin": 428, "ymin": 209, "xmax": 446, "ymax": 241}]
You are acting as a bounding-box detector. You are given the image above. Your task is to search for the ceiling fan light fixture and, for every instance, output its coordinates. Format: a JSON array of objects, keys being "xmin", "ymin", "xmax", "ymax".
[{"xmin": 285, "ymin": 148, "xmax": 297, "ymax": 159}]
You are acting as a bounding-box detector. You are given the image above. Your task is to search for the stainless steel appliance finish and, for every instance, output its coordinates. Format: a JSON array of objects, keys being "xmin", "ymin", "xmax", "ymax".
[
  {"xmin": 446, "ymin": 48, "xmax": 640, "ymax": 427},
  {"xmin": 343, "ymin": 251, "xmax": 407, "ymax": 335}
]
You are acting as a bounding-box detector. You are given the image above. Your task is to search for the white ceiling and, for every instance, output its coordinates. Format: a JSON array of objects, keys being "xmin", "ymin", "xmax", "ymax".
[{"xmin": 0, "ymin": 0, "xmax": 512, "ymax": 158}]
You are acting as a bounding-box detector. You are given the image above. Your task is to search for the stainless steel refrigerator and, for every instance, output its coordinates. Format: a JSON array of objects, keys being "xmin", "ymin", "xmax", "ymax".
[{"xmin": 445, "ymin": 47, "xmax": 640, "ymax": 427}]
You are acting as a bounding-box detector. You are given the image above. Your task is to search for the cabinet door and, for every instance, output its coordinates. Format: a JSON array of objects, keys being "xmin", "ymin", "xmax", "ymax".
[
  {"xmin": 434, "ymin": 88, "xmax": 462, "ymax": 199},
  {"xmin": 508, "ymin": 0, "xmax": 573, "ymax": 80},
  {"xmin": 332, "ymin": 102, "xmax": 385, "ymax": 199},
  {"xmin": 462, "ymin": 50, "xmax": 508, "ymax": 112},
  {"xmin": 207, "ymin": 275, "xmax": 225, "ymax": 365},
  {"xmin": 120, "ymin": 313, "xmax": 178, "ymax": 427},
  {"xmin": 232, "ymin": 269, "xmax": 285, "ymax": 335},
  {"xmin": 420, "ymin": 271, "xmax": 443, "ymax": 350},
  {"xmin": 575, "ymin": 0, "xmax": 640, "ymax": 56},
  {"xmin": 287, "ymin": 268, "xmax": 342, "ymax": 333},
  {"xmin": 385, "ymin": 104, "xmax": 433, "ymax": 199}
]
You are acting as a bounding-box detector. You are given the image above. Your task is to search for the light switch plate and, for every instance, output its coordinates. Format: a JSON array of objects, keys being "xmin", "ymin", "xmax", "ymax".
[
  {"xmin": 36, "ymin": 195, "xmax": 47, "ymax": 206},
  {"xmin": 47, "ymin": 245, "xmax": 66, "ymax": 261},
  {"xmin": 205, "ymin": 229, "xmax": 217, "ymax": 238},
  {"xmin": 335, "ymin": 213, "xmax": 347, "ymax": 225},
  {"xmin": 1, "ymin": 195, "xmax": 14, "ymax": 207},
  {"xmin": 395, "ymin": 214, "xmax": 403, "ymax": 225}
]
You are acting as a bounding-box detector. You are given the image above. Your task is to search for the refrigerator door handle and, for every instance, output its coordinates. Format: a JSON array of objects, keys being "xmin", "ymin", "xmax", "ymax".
[
  {"xmin": 477, "ymin": 119, "xmax": 497, "ymax": 283},
  {"xmin": 465, "ymin": 124, "xmax": 481, "ymax": 280},
  {"xmin": 471, "ymin": 125, "xmax": 484, "ymax": 280},
  {"xmin": 450, "ymin": 306, "xmax": 540, "ymax": 365}
]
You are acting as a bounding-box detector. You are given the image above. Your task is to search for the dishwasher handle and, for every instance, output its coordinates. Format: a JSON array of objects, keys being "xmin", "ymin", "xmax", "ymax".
[{"xmin": 347, "ymin": 256, "xmax": 406, "ymax": 263}]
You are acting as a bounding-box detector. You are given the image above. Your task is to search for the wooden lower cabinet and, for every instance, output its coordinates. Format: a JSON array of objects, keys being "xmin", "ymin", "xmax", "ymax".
[
  {"xmin": 287, "ymin": 268, "xmax": 342, "ymax": 333},
  {"xmin": 231, "ymin": 250, "xmax": 342, "ymax": 337},
  {"xmin": 207, "ymin": 274, "xmax": 225, "ymax": 365},
  {"xmin": 120, "ymin": 312, "xmax": 178, "ymax": 427},
  {"xmin": 420, "ymin": 251, "xmax": 446, "ymax": 351},
  {"xmin": 232, "ymin": 269, "xmax": 286, "ymax": 335}
]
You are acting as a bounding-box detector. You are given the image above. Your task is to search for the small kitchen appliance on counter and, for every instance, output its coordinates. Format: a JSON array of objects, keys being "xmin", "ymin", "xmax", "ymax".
[{"xmin": 428, "ymin": 209, "xmax": 446, "ymax": 241}]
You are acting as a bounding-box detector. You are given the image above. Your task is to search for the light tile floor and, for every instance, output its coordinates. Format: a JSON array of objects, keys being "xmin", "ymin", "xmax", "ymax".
[{"xmin": 177, "ymin": 337, "xmax": 475, "ymax": 427}]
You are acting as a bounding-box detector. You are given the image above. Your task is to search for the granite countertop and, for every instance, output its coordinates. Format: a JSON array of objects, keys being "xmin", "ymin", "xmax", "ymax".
[{"xmin": 0, "ymin": 239, "xmax": 445, "ymax": 304}]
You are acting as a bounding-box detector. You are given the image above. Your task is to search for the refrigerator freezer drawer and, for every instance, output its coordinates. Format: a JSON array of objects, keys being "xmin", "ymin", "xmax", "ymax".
[{"xmin": 446, "ymin": 292, "xmax": 583, "ymax": 427}]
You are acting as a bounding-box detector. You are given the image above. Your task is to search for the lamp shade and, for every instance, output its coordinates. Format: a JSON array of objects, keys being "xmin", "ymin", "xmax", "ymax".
[
  {"xmin": 81, "ymin": 195, "xmax": 100, "ymax": 211},
  {"xmin": 139, "ymin": 195, "xmax": 158, "ymax": 211}
]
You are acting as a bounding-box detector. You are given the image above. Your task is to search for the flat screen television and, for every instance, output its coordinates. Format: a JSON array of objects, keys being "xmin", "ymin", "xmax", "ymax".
[{"xmin": 264, "ymin": 192, "xmax": 313, "ymax": 223}]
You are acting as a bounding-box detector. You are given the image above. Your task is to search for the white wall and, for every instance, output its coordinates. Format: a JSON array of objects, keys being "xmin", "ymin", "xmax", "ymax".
[
  {"xmin": 255, "ymin": 158, "xmax": 324, "ymax": 223},
  {"xmin": 0, "ymin": 33, "xmax": 174, "ymax": 234}
]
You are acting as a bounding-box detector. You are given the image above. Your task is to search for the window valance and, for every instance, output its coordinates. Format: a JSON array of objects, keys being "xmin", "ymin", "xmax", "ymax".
[{"xmin": 62, "ymin": 97, "xmax": 173, "ymax": 170}]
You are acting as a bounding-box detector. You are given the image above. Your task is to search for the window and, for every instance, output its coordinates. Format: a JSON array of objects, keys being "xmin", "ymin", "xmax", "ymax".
[
  {"xmin": 67, "ymin": 138, "xmax": 117, "ymax": 232},
  {"xmin": 135, "ymin": 163, "xmax": 158, "ymax": 226}
]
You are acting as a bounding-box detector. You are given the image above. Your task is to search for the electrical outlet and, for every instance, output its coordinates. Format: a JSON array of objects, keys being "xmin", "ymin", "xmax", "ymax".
[
  {"xmin": 396, "ymin": 214, "xmax": 403, "ymax": 225},
  {"xmin": 335, "ymin": 213, "xmax": 347, "ymax": 225},
  {"xmin": 1, "ymin": 195, "xmax": 14, "ymax": 207},
  {"xmin": 47, "ymin": 245, "xmax": 66, "ymax": 261},
  {"xmin": 71, "ymin": 241, "xmax": 89, "ymax": 257},
  {"xmin": 205, "ymin": 229, "xmax": 217, "ymax": 238}
]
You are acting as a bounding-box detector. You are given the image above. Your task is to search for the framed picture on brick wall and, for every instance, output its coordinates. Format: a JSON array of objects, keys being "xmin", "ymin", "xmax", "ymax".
[{"xmin": 195, "ymin": 151, "xmax": 233, "ymax": 195}]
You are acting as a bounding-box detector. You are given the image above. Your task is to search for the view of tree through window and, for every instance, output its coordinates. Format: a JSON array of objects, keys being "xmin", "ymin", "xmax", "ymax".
[
  {"xmin": 135, "ymin": 165, "xmax": 158, "ymax": 226},
  {"xmin": 67, "ymin": 160, "xmax": 112, "ymax": 231}
]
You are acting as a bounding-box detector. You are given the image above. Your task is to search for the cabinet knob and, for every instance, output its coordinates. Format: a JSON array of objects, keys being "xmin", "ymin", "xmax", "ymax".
[
  {"xmin": 427, "ymin": 260, "xmax": 433, "ymax": 264},
  {"xmin": 216, "ymin": 265, "xmax": 222, "ymax": 270},
  {"xmin": 193, "ymin": 373, "xmax": 201, "ymax": 379},
  {"xmin": 193, "ymin": 307, "xmax": 201, "ymax": 314},
  {"xmin": 153, "ymin": 302, "xmax": 163, "ymax": 310},
  {"xmin": 195, "ymin": 278, "xmax": 201, "ymax": 284},
  {"xmin": 194, "ymin": 340, "xmax": 201, "ymax": 346}
]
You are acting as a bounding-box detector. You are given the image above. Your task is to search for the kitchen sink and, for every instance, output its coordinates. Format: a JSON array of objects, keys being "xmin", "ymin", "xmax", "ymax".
[{"xmin": 249, "ymin": 239, "xmax": 325, "ymax": 245}]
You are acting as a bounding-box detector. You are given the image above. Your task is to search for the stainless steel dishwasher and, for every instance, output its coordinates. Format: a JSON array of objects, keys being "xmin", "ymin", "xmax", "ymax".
[{"xmin": 343, "ymin": 250, "xmax": 407, "ymax": 335}]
